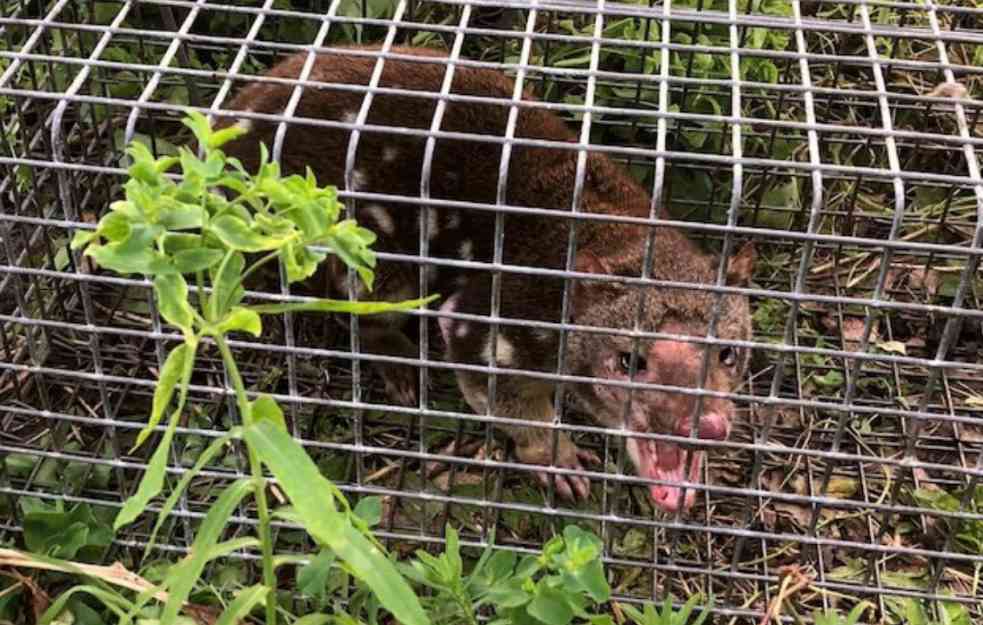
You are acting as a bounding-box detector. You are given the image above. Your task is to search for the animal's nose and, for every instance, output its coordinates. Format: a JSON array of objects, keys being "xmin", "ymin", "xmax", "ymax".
[
  {"xmin": 675, "ymin": 412, "xmax": 730, "ymax": 440},
  {"xmin": 647, "ymin": 338, "xmax": 702, "ymax": 387}
]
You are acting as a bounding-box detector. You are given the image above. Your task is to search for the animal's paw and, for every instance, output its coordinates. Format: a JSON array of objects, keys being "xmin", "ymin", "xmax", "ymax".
[
  {"xmin": 517, "ymin": 437, "xmax": 601, "ymax": 502},
  {"xmin": 375, "ymin": 361, "xmax": 419, "ymax": 407}
]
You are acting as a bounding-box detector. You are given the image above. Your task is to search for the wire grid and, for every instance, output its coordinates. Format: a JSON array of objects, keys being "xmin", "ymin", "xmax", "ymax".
[{"xmin": 0, "ymin": 0, "xmax": 982, "ymax": 621}]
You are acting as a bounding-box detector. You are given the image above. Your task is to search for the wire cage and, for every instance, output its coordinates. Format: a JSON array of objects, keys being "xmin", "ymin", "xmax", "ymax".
[{"xmin": 1, "ymin": 0, "xmax": 982, "ymax": 622}]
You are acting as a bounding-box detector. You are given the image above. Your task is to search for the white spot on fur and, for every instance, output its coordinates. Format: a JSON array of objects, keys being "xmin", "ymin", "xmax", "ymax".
[
  {"xmin": 236, "ymin": 108, "xmax": 253, "ymax": 132},
  {"xmin": 447, "ymin": 211, "xmax": 462, "ymax": 229},
  {"xmin": 364, "ymin": 204, "xmax": 394, "ymax": 236},
  {"xmin": 458, "ymin": 240, "xmax": 474, "ymax": 261},
  {"xmin": 351, "ymin": 169, "xmax": 367, "ymax": 191},
  {"xmin": 383, "ymin": 146, "xmax": 398, "ymax": 162},
  {"xmin": 482, "ymin": 335, "xmax": 515, "ymax": 366},
  {"xmin": 456, "ymin": 323, "xmax": 470, "ymax": 338},
  {"xmin": 342, "ymin": 111, "xmax": 357, "ymax": 124}
]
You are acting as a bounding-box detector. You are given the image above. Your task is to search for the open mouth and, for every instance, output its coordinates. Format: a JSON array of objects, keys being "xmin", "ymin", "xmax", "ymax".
[{"xmin": 626, "ymin": 438, "xmax": 704, "ymax": 512}]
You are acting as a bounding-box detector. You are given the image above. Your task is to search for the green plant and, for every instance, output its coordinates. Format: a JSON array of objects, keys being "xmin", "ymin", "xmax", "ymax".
[
  {"xmin": 911, "ymin": 486, "xmax": 983, "ymax": 554},
  {"xmin": 59, "ymin": 110, "xmax": 436, "ymax": 625},
  {"xmin": 894, "ymin": 598, "xmax": 972, "ymax": 625},
  {"xmin": 399, "ymin": 524, "xmax": 613, "ymax": 625},
  {"xmin": 619, "ymin": 595, "xmax": 712, "ymax": 625},
  {"xmin": 811, "ymin": 603, "xmax": 869, "ymax": 625}
]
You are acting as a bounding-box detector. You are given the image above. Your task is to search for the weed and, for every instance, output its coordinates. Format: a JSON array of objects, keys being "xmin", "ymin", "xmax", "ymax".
[{"xmin": 58, "ymin": 110, "xmax": 431, "ymax": 625}]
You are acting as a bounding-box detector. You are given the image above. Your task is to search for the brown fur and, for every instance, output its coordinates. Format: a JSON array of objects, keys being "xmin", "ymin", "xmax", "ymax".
[{"xmin": 215, "ymin": 46, "xmax": 755, "ymax": 510}]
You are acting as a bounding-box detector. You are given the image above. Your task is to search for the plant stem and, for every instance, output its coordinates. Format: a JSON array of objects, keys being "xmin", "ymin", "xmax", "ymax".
[
  {"xmin": 215, "ymin": 334, "xmax": 278, "ymax": 625},
  {"xmin": 455, "ymin": 589, "xmax": 479, "ymax": 625},
  {"xmin": 238, "ymin": 249, "xmax": 280, "ymax": 292}
]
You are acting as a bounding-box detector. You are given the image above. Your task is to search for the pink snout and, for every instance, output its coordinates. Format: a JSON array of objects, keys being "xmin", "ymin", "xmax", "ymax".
[{"xmin": 675, "ymin": 412, "xmax": 730, "ymax": 441}]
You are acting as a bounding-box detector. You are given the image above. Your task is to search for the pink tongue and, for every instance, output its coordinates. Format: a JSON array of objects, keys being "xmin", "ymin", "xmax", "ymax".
[{"xmin": 647, "ymin": 443, "xmax": 699, "ymax": 512}]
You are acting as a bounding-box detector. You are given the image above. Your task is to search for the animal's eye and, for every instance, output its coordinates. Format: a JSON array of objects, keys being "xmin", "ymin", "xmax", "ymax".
[
  {"xmin": 618, "ymin": 351, "xmax": 647, "ymax": 374},
  {"xmin": 720, "ymin": 346, "xmax": 738, "ymax": 368}
]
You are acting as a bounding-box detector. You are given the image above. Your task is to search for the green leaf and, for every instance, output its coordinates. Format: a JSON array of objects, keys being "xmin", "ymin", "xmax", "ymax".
[
  {"xmin": 70, "ymin": 230, "xmax": 98, "ymax": 250},
  {"xmin": 160, "ymin": 479, "xmax": 257, "ymax": 625},
  {"xmin": 527, "ymin": 588, "xmax": 574, "ymax": 625},
  {"xmin": 22, "ymin": 502, "xmax": 113, "ymax": 560},
  {"xmin": 214, "ymin": 585, "xmax": 269, "ymax": 625},
  {"xmin": 210, "ymin": 214, "xmax": 286, "ymax": 252},
  {"xmin": 154, "ymin": 274, "xmax": 196, "ymax": 332},
  {"xmin": 158, "ymin": 201, "xmax": 206, "ymax": 230},
  {"xmin": 353, "ymin": 497, "xmax": 383, "ymax": 527},
  {"xmin": 127, "ymin": 141, "xmax": 165, "ymax": 187},
  {"xmin": 39, "ymin": 585, "xmax": 132, "ymax": 625},
  {"xmin": 243, "ymin": 420, "xmax": 430, "ymax": 625},
  {"xmin": 209, "ymin": 251, "xmax": 245, "ymax": 318},
  {"xmin": 181, "ymin": 110, "xmax": 214, "ymax": 149},
  {"xmin": 294, "ymin": 616, "xmax": 333, "ymax": 625},
  {"xmin": 173, "ymin": 247, "xmax": 224, "ymax": 273},
  {"xmin": 85, "ymin": 224, "xmax": 171, "ymax": 276},
  {"xmin": 208, "ymin": 124, "xmax": 249, "ymax": 149},
  {"xmin": 298, "ymin": 549, "xmax": 336, "ymax": 598},
  {"xmin": 98, "ymin": 212, "xmax": 132, "ymax": 242},
  {"xmin": 250, "ymin": 294, "xmax": 438, "ymax": 316},
  {"xmin": 144, "ymin": 428, "xmax": 240, "ymax": 558},
  {"xmin": 134, "ymin": 343, "xmax": 191, "ymax": 451},
  {"xmin": 326, "ymin": 219, "xmax": 377, "ymax": 289},
  {"xmin": 249, "ymin": 394, "xmax": 285, "ymax": 430},
  {"xmin": 444, "ymin": 524, "xmax": 463, "ymax": 579},
  {"xmin": 115, "ymin": 338, "xmax": 197, "ymax": 531},
  {"xmin": 214, "ymin": 307, "xmax": 262, "ymax": 338}
]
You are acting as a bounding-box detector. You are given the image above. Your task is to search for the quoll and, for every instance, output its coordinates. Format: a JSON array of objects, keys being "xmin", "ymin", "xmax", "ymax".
[{"xmin": 215, "ymin": 45, "xmax": 755, "ymax": 512}]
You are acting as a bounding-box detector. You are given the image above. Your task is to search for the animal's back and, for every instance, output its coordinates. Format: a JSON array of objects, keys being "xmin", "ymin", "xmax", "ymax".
[{"xmin": 216, "ymin": 45, "xmax": 652, "ymax": 274}]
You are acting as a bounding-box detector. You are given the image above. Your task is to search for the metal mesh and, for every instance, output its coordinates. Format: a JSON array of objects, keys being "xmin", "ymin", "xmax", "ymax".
[{"xmin": 1, "ymin": 0, "xmax": 982, "ymax": 621}]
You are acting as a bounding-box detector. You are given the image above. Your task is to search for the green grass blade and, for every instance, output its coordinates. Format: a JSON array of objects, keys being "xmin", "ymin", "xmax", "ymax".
[
  {"xmin": 40, "ymin": 585, "xmax": 132, "ymax": 625},
  {"xmin": 144, "ymin": 427, "xmax": 241, "ymax": 559},
  {"xmin": 115, "ymin": 339, "xmax": 198, "ymax": 531},
  {"xmin": 160, "ymin": 478, "xmax": 257, "ymax": 625},
  {"xmin": 214, "ymin": 584, "xmax": 270, "ymax": 625},
  {"xmin": 243, "ymin": 420, "xmax": 430, "ymax": 625}
]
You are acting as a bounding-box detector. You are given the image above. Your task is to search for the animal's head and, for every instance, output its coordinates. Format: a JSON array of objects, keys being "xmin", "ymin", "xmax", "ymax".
[{"xmin": 566, "ymin": 233, "xmax": 755, "ymax": 512}]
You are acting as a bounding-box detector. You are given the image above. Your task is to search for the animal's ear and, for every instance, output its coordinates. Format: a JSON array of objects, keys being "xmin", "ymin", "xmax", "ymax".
[
  {"xmin": 570, "ymin": 250, "xmax": 613, "ymax": 320},
  {"xmin": 726, "ymin": 241, "xmax": 756, "ymax": 286}
]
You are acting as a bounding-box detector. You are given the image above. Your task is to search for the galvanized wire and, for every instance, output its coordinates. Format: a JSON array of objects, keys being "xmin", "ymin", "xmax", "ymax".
[{"xmin": 0, "ymin": 0, "xmax": 981, "ymax": 621}]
